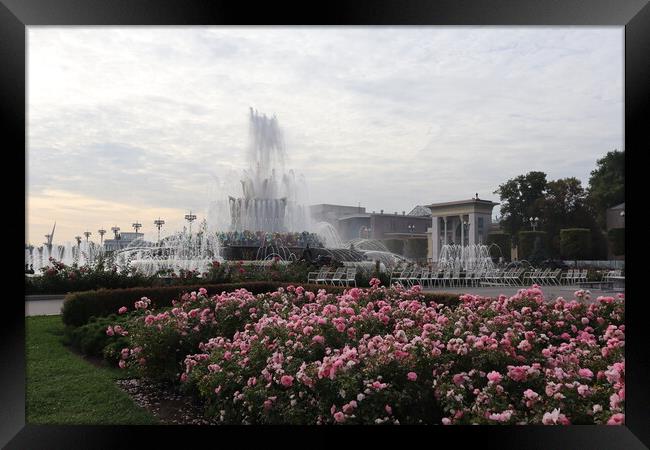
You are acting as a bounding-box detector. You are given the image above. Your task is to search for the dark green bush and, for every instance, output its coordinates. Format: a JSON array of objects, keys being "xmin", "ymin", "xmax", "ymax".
[
  {"xmin": 486, "ymin": 233, "xmax": 511, "ymax": 262},
  {"xmin": 517, "ymin": 231, "xmax": 548, "ymax": 262},
  {"xmin": 560, "ymin": 228, "xmax": 591, "ymax": 264},
  {"xmin": 64, "ymin": 314, "xmax": 131, "ymax": 362},
  {"xmin": 608, "ymin": 228, "xmax": 625, "ymax": 256}
]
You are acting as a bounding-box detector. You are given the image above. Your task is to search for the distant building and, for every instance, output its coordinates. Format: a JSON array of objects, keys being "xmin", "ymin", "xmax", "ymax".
[
  {"xmin": 310, "ymin": 204, "xmax": 366, "ymax": 228},
  {"xmin": 426, "ymin": 197, "xmax": 499, "ymax": 261},
  {"xmin": 606, "ymin": 202, "xmax": 625, "ymax": 260},
  {"xmin": 103, "ymin": 232, "xmax": 144, "ymax": 252},
  {"xmin": 338, "ymin": 207, "xmax": 431, "ymax": 262},
  {"xmin": 606, "ymin": 202, "xmax": 625, "ymax": 230}
]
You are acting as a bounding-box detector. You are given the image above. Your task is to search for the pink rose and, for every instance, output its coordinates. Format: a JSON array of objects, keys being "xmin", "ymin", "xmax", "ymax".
[
  {"xmin": 607, "ymin": 413, "xmax": 625, "ymax": 425},
  {"xmin": 280, "ymin": 375, "xmax": 294, "ymax": 387},
  {"xmin": 487, "ymin": 371, "xmax": 503, "ymax": 383},
  {"xmin": 578, "ymin": 368, "xmax": 594, "ymax": 379},
  {"xmin": 407, "ymin": 372, "xmax": 418, "ymax": 382},
  {"xmin": 118, "ymin": 306, "xmax": 128, "ymax": 314},
  {"xmin": 333, "ymin": 411, "xmax": 346, "ymax": 423}
]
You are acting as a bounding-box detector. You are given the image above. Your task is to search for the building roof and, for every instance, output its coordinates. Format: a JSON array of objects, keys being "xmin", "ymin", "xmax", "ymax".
[
  {"xmin": 408, "ymin": 205, "xmax": 432, "ymax": 216},
  {"xmin": 338, "ymin": 213, "xmax": 371, "ymax": 221},
  {"xmin": 425, "ymin": 198, "xmax": 499, "ymax": 208}
]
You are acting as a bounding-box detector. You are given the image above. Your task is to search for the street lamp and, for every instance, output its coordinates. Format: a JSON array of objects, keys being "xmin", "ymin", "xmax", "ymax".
[
  {"xmin": 154, "ymin": 218, "xmax": 165, "ymax": 243},
  {"xmin": 111, "ymin": 226, "xmax": 121, "ymax": 240},
  {"xmin": 83, "ymin": 231, "xmax": 92, "ymax": 241},
  {"xmin": 184, "ymin": 211, "xmax": 197, "ymax": 235},
  {"xmin": 529, "ymin": 217, "xmax": 540, "ymax": 232},
  {"xmin": 407, "ymin": 224, "xmax": 416, "ymax": 234},
  {"xmin": 75, "ymin": 235, "xmax": 82, "ymax": 246},
  {"xmin": 97, "ymin": 229, "xmax": 106, "ymax": 245},
  {"xmin": 132, "ymin": 221, "xmax": 142, "ymax": 234}
]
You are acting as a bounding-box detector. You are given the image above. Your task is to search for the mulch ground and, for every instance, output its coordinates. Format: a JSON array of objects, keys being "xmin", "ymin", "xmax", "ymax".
[{"xmin": 116, "ymin": 378, "xmax": 218, "ymax": 425}]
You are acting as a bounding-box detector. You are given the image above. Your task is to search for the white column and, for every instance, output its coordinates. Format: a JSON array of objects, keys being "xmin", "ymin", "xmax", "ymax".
[
  {"xmin": 469, "ymin": 212, "xmax": 477, "ymax": 245},
  {"xmin": 460, "ymin": 214, "xmax": 465, "ymax": 246},
  {"xmin": 431, "ymin": 216, "xmax": 440, "ymax": 261},
  {"xmin": 443, "ymin": 217, "xmax": 448, "ymax": 245}
]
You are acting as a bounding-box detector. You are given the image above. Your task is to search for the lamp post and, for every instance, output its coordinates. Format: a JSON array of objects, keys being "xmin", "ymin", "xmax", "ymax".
[
  {"xmin": 83, "ymin": 231, "xmax": 92, "ymax": 241},
  {"xmin": 98, "ymin": 229, "xmax": 106, "ymax": 245},
  {"xmin": 529, "ymin": 217, "xmax": 540, "ymax": 232},
  {"xmin": 185, "ymin": 211, "xmax": 197, "ymax": 235},
  {"xmin": 154, "ymin": 218, "xmax": 165, "ymax": 243},
  {"xmin": 132, "ymin": 221, "xmax": 142, "ymax": 234},
  {"xmin": 407, "ymin": 224, "xmax": 416, "ymax": 235},
  {"xmin": 111, "ymin": 226, "xmax": 120, "ymax": 240}
]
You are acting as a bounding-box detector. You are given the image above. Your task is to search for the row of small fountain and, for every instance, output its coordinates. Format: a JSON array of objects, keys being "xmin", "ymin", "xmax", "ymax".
[{"xmin": 436, "ymin": 243, "xmax": 498, "ymax": 272}]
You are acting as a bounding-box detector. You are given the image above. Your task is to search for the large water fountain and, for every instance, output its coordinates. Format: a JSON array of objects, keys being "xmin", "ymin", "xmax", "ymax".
[
  {"xmin": 217, "ymin": 108, "xmax": 311, "ymax": 233},
  {"xmin": 28, "ymin": 108, "xmax": 412, "ymax": 276}
]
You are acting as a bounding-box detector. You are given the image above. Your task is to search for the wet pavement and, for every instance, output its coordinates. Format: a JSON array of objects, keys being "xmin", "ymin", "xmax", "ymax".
[{"xmin": 25, "ymin": 295, "xmax": 66, "ymax": 316}]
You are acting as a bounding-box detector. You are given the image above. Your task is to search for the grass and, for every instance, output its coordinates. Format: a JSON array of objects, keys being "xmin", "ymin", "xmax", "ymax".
[{"xmin": 26, "ymin": 315, "xmax": 159, "ymax": 425}]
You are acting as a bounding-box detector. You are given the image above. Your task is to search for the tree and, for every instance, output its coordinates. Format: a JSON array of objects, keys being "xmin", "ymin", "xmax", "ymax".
[
  {"xmin": 560, "ymin": 229, "xmax": 591, "ymax": 267},
  {"xmin": 588, "ymin": 150, "xmax": 625, "ymax": 228},
  {"xmin": 486, "ymin": 232, "xmax": 511, "ymax": 262},
  {"xmin": 518, "ymin": 231, "xmax": 548, "ymax": 263},
  {"xmin": 537, "ymin": 178, "xmax": 600, "ymax": 258},
  {"xmin": 494, "ymin": 172, "xmax": 548, "ymax": 246}
]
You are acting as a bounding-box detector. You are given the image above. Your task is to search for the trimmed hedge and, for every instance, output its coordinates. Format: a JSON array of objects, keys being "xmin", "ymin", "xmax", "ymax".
[
  {"xmin": 517, "ymin": 231, "xmax": 548, "ymax": 262},
  {"xmin": 608, "ymin": 228, "xmax": 625, "ymax": 256},
  {"xmin": 560, "ymin": 228, "xmax": 591, "ymax": 262},
  {"xmin": 62, "ymin": 281, "xmax": 461, "ymax": 327},
  {"xmin": 486, "ymin": 232, "xmax": 511, "ymax": 262}
]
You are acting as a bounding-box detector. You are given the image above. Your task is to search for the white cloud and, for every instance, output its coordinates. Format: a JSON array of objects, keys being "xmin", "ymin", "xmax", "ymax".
[{"xmin": 27, "ymin": 27, "xmax": 623, "ymax": 243}]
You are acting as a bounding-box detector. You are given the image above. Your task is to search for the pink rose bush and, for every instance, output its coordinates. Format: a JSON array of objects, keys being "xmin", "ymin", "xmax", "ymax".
[{"xmin": 110, "ymin": 283, "xmax": 624, "ymax": 425}]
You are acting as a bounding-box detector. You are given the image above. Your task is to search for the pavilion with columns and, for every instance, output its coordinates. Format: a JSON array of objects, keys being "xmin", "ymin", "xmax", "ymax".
[{"xmin": 426, "ymin": 195, "xmax": 499, "ymax": 262}]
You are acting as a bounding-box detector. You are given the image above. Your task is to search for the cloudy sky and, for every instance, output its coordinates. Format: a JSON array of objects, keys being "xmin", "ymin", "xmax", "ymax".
[{"xmin": 26, "ymin": 27, "xmax": 623, "ymax": 244}]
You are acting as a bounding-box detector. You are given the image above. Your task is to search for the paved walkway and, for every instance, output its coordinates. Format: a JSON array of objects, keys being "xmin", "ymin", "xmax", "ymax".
[
  {"xmin": 24, "ymin": 285, "xmax": 622, "ymax": 317},
  {"xmin": 25, "ymin": 295, "xmax": 65, "ymax": 317},
  {"xmin": 423, "ymin": 285, "xmax": 620, "ymax": 302}
]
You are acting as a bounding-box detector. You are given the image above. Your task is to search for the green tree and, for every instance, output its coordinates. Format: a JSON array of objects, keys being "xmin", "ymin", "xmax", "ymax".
[
  {"xmin": 588, "ymin": 150, "xmax": 625, "ymax": 228},
  {"xmin": 494, "ymin": 171, "xmax": 548, "ymax": 246},
  {"xmin": 560, "ymin": 229, "xmax": 591, "ymax": 267},
  {"xmin": 518, "ymin": 231, "xmax": 548, "ymax": 263},
  {"xmin": 486, "ymin": 232, "xmax": 511, "ymax": 262},
  {"xmin": 537, "ymin": 178, "xmax": 601, "ymax": 258}
]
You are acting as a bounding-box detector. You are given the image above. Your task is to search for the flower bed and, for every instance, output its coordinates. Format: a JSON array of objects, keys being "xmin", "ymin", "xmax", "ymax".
[
  {"xmin": 62, "ymin": 282, "xmax": 460, "ymax": 327},
  {"xmin": 102, "ymin": 282, "xmax": 624, "ymax": 425}
]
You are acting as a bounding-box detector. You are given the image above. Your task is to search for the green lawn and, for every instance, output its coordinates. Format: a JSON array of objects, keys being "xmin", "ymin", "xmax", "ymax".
[{"xmin": 26, "ymin": 315, "xmax": 159, "ymax": 425}]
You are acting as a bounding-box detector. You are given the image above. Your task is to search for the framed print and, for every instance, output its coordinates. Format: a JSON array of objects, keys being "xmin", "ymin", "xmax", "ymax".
[{"xmin": 3, "ymin": 0, "xmax": 648, "ymax": 447}]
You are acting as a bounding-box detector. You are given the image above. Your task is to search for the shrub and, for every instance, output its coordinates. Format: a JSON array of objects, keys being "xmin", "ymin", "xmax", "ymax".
[
  {"xmin": 62, "ymin": 281, "xmax": 460, "ymax": 328},
  {"xmin": 65, "ymin": 314, "xmax": 131, "ymax": 363},
  {"xmin": 560, "ymin": 229, "xmax": 591, "ymax": 266},
  {"xmin": 607, "ymin": 228, "xmax": 624, "ymax": 256},
  {"xmin": 486, "ymin": 233, "xmax": 511, "ymax": 262},
  {"xmin": 518, "ymin": 231, "xmax": 548, "ymax": 263},
  {"xmin": 112, "ymin": 284, "xmax": 624, "ymax": 425}
]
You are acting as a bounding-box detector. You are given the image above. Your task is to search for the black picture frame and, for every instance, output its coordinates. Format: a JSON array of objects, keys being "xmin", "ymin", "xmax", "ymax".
[{"xmin": 3, "ymin": 0, "xmax": 647, "ymax": 448}]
